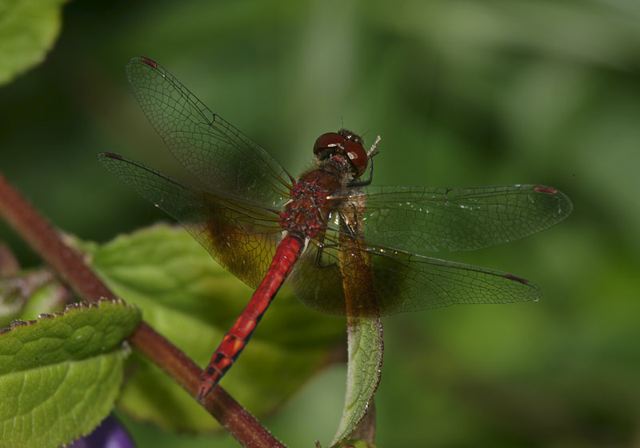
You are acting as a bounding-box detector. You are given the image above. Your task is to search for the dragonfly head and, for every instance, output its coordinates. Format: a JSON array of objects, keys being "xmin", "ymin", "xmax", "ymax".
[{"xmin": 313, "ymin": 129, "xmax": 368, "ymax": 178}]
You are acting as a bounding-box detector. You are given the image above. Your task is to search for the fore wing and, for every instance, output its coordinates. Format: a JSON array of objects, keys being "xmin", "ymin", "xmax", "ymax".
[
  {"xmin": 126, "ymin": 56, "xmax": 292, "ymax": 208},
  {"xmin": 330, "ymin": 185, "xmax": 572, "ymax": 255}
]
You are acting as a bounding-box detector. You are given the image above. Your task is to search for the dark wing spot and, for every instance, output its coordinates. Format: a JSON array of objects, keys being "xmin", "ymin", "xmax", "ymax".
[
  {"xmin": 504, "ymin": 273, "xmax": 530, "ymax": 285},
  {"xmin": 140, "ymin": 56, "xmax": 158, "ymax": 69},
  {"xmin": 533, "ymin": 185, "xmax": 558, "ymax": 195},
  {"xmin": 99, "ymin": 152, "xmax": 124, "ymax": 161}
]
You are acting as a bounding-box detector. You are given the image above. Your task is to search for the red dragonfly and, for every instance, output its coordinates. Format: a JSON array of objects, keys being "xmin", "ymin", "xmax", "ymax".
[{"xmin": 100, "ymin": 56, "xmax": 572, "ymax": 400}]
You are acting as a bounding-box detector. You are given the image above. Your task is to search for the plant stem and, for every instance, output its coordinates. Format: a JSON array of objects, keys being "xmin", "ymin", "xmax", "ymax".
[
  {"xmin": 0, "ymin": 173, "xmax": 285, "ymax": 448},
  {"xmin": 0, "ymin": 242, "xmax": 20, "ymax": 276},
  {"xmin": 348, "ymin": 402, "xmax": 377, "ymax": 443}
]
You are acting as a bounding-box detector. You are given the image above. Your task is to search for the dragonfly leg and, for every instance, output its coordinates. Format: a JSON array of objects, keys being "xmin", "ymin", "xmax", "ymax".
[
  {"xmin": 339, "ymin": 207, "xmax": 360, "ymax": 236},
  {"xmin": 314, "ymin": 237, "xmax": 339, "ymax": 268},
  {"xmin": 312, "ymin": 208, "xmax": 358, "ymax": 269}
]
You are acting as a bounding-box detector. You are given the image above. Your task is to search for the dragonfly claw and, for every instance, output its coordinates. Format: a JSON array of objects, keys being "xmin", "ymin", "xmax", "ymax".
[{"xmin": 196, "ymin": 380, "xmax": 215, "ymax": 402}]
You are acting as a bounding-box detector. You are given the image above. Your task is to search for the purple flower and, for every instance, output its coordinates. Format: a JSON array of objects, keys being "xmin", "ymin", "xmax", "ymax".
[{"xmin": 69, "ymin": 415, "xmax": 134, "ymax": 448}]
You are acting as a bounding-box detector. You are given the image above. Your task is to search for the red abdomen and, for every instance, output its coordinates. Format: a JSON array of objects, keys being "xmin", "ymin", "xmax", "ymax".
[{"xmin": 198, "ymin": 234, "xmax": 304, "ymax": 399}]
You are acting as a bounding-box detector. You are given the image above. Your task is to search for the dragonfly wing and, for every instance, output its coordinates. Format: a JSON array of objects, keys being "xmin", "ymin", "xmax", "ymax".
[
  {"xmin": 126, "ymin": 56, "xmax": 292, "ymax": 208},
  {"xmin": 330, "ymin": 185, "xmax": 572, "ymax": 254},
  {"xmin": 288, "ymin": 241, "xmax": 346, "ymax": 316},
  {"xmin": 364, "ymin": 245, "xmax": 540, "ymax": 315},
  {"xmin": 288, "ymin": 239, "xmax": 539, "ymax": 317},
  {"xmin": 99, "ymin": 152, "xmax": 282, "ymax": 288}
]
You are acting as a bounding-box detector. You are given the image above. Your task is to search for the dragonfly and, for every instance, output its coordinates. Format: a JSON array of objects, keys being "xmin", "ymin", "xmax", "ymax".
[{"xmin": 100, "ymin": 56, "xmax": 572, "ymax": 401}]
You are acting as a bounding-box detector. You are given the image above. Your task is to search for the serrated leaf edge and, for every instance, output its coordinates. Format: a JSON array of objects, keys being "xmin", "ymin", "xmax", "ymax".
[{"xmin": 0, "ymin": 298, "xmax": 133, "ymax": 335}]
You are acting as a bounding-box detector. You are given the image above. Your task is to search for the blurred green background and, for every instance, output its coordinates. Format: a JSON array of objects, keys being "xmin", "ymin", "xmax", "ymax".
[{"xmin": 2, "ymin": 0, "xmax": 640, "ymax": 446}]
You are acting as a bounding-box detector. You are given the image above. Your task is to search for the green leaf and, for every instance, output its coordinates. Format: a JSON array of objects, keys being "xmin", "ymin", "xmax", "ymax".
[
  {"xmin": 17, "ymin": 281, "xmax": 67, "ymax": 321},
  {"xmin": 89, "ymin": 225, "xmax": 344, "ymax": 432},
  {"xmin": 0, "ymin": 280, "xmax": 23, "ymax": 327},
  {"xmin": 0, "ymin": 299, "xmax": 141, "ymax": 448},
  {"xmin": 0, "ymin": 0, "xmax": 67, "ymax": 85},
  {"xmin": 331, "ymin": 317, "xmax": 383, "ymax": 446},
  {"xmin": 0, "ymin": 271, "xmax": 65, "ymax": 326},
  {"xmin": 334, "ymin": 441, "xmax": 376, "ymax": 448}
]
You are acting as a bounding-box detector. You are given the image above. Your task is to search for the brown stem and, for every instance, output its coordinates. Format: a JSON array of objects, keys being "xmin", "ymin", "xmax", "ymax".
[
  {"xmin": 0, "ymin": 174, "xmax": 285, "ymax": 448},
  {"xmin": 0, "ymin": 242, "xmax": 20, "ymax": 276}
]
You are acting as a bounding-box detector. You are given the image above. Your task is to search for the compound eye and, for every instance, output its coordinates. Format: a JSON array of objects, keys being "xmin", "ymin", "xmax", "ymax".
[
  {"xmin": 313, "ymin": 132, "xmax": 344, "ymax": 158},
  {"xmin": 344, "ymin": 140, "xmax": 368, "ymax": 177}
]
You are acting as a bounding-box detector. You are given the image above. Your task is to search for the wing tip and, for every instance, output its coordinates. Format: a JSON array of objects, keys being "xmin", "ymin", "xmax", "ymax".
[
  {"xmin": 533, "ymin": 184, "xmax": 574, "ymax": 220},
  {"xmin": 502, "ymin": 272, "xmax": 542, "ymax": 303},
  {"xmin": 126, "ymin": 56, "xmax": 164, "ymax": 85}
]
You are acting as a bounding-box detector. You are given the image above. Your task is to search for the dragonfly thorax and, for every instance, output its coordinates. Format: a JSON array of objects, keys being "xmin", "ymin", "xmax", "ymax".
[{"xmin": 279, "ymin": 170, "xmax": 343, "ymax": 240}]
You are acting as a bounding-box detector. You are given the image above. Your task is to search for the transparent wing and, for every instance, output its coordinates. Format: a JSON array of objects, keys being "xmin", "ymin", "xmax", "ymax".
[
  {"xmin": 289, "ymin": 238, "xmax": 540, "ymax": 317},
  {"xmin": 126, "ymin": 56, "xmax": 292, "ymax": 208},
  {"xmin": 99, "ymin": 152, "xmax": 282, "ymax": 288},
  {"xmin": 329, "ymin": 185, "xmax": 572, "ymax": 255}
]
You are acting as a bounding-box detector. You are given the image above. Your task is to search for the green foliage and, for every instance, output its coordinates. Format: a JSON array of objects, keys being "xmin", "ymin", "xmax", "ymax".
[
  {"xmin": 331, "ymin": 317, "xmax": 383, "ymax": 446},
  {"xmin": 0, "ymin": 280, "xmax": 23, "ymax": 326},
  {"xmin": 334, "ymin": 441, "xmax": 376, "ymax": 448},
  {"xmin": 0, "ymin": 271, "xmax": 67, "ymax": 327},
  {"xmin": 88, "ymin": 225, "xmax": 344, "ymax": 432},
  {"xmin": 17, "ymin": 281, "xmax": 66, "ymax": 320},
  {"xmin": 0, "ymin": 300, "xmax": 140, "ymax": 448},
  {"xmin": 0, "ymin": 0, "xmax": 66, "ymax": 85}
]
